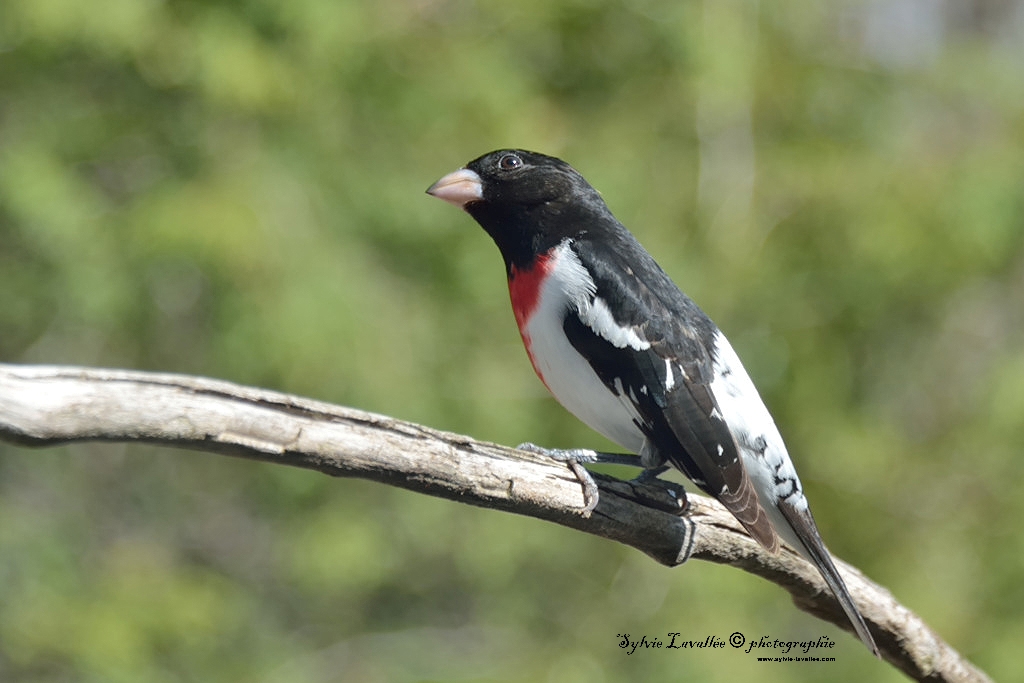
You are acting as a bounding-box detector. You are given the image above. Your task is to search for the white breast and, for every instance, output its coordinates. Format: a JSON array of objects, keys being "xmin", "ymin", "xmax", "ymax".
[{"xmin": 521, "ymin": 242, "xmax": 648, "ymax": 454}]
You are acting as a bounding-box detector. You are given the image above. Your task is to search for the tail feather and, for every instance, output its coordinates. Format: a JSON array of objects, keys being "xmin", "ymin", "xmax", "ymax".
[
  {"xmin": 777, "ymin": 502, "xmax": 880, "ymax": 658},
  {"xmin": 717, "ymin": 474, "xmax": 780, "ymax": 553}
]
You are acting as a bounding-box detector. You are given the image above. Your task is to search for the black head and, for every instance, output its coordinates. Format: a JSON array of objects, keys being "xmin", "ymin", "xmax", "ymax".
[{"xmin": 427, "ymin": 149, "xmax": 614, "ymax": 269}]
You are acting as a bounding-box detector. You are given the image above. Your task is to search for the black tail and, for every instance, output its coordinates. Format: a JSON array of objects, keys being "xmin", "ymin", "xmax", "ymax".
[{"xmin": 778, "ymin": 502, "xmax": 880, "ymax": 658}]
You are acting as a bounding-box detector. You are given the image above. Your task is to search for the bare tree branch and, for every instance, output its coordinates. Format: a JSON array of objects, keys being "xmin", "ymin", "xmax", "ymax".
[{"xmin": 0, "ymin": 363, "xmax": 989, "ymax": 683}]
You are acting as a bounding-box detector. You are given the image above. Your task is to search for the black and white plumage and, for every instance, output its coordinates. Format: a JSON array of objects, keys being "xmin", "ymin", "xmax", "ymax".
[{"xmin": 427, "ymin": 149, "xmax": 878, "ymax": 656}]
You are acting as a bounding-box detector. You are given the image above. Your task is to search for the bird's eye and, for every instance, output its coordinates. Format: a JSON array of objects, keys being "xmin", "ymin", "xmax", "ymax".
[{"xmin": 498, "ymin": 153, "xmax": 523, "ymax": 171}]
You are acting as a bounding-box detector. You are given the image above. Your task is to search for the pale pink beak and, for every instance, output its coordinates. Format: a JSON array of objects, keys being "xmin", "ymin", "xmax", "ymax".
[{"xmin": 426, "ymin": 168, "xmax": 483, "ymax": 209}]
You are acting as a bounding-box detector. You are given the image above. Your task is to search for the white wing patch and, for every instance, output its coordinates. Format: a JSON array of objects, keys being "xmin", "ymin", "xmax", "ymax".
[
  {"xmin": 543, "ymin": 240, "xmax": 649, "ymax": 352},
  {"xmin": 579, "ymin": 297, "xmax": 651, "ymax": 351}
]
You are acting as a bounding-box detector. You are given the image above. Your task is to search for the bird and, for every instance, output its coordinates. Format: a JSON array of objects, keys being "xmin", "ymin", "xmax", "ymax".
[{"xmin": 427, "ymin": 149, "xmax": 878, "ymax": 657}]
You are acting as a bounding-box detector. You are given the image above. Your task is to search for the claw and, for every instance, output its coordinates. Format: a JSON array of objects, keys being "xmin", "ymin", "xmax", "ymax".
[{"xmin": 566, "ymin": 458, "xmax": 600, "ymax": 514}]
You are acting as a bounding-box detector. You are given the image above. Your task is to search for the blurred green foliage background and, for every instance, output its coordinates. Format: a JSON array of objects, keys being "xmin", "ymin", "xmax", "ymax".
[{"xmin": 1, "ymin": 0, "xmax": 1022, "ymax": 681}]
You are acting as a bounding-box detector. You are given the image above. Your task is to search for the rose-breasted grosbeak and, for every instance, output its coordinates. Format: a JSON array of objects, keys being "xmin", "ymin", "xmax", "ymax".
[{"xmin": 427, "ymin": 149, "xmax": 877, "ymax": 656}]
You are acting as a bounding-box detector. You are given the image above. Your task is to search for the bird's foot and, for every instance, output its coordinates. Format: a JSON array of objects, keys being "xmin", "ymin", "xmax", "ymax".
[
  {"xmin": 515, "ymin": 444, "xmax": 688, "ymax": 516},
  {"xmin": 629, "ymin": 466, "xmax": 688, "ymax": 514},
  {"xmin": 516, "ymin": 443, "xmax": 642, "ymax": 514},
  {"xmin": 516, "ymin": 443, "xmax": 599, "ymax": 513}
]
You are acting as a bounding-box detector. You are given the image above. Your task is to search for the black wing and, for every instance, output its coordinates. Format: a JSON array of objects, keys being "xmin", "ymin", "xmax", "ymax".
[{"xmin": 566, "ymin": 235, "xmax": 779, "ymax": 552}]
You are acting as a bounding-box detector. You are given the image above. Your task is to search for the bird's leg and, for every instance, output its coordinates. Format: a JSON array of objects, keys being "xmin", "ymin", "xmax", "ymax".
[
  {"xmin": 632, "ymin": 464, "xmax": 671, "ymax": 484},
  {"xmin": 517, "ymin": 444, "xmax": 686, "ymax": 514},
  {"xmin": 516, "ymin": 443, "xmax": 644, "ymax": 513},
  {"xmin": 516, "ymin": 443, "xmax": 631, "ymax": 512},
  {"xmin": 516, "ymin": 443, "xmax": 640, "ymax": 466}
]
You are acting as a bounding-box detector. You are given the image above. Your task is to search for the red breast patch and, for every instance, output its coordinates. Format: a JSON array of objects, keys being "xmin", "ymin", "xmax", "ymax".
[
  {"xmin": 508, "ymin": 252, "xmax": 555, "ymax": 389},
  {"xmin": 509, "ymin": 253, "xmax": 554, "ymax": 330}
]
